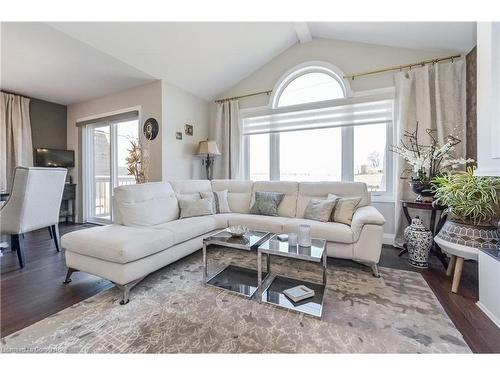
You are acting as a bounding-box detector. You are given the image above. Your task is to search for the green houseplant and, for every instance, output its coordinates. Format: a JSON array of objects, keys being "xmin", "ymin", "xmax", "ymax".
[
  {"xmin": 432, "ymin": 167, "xmax": 499, "ymax": 251},
  {"xmin": 432, "ymin": 167, "xmax": 500, "ymax": 226},
  {"xmin": 432, "ymin": 168, "xmax": 499, "ymax": 294}
]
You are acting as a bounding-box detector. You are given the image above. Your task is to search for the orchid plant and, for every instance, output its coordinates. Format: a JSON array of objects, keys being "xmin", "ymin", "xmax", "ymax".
[{"xmin": 390, "ymin": 122, "xmax": 473, "ymax": 182}]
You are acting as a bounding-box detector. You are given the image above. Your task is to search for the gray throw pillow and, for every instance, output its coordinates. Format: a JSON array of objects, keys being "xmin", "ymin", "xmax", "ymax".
[
  {"xmin": 178, "ymin": 198, "xmax": 214, "ymax": 219},
  {"xmin": 304, "ymin": 198, "xmax": 338, "ymax": 222},
  {"xmin": 249, "ymin": 191, "xmax": 285, "ymax": 216},
  {"xmin": 200, "ymin": 190, "xmax": 231, "ymax": 214}
]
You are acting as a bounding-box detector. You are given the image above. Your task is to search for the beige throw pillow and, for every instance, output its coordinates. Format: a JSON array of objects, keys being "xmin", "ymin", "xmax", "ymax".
[
  {"xmin": 327, "ymin": 194, "xmax": 362, "ymax": 225},
  {"xmin": 303, "ymin": 198, "xmax": 338, "ymax": 222},
  {"xmin": 200, "ymin": 190, "xmax": 231, "ymax": 214}
]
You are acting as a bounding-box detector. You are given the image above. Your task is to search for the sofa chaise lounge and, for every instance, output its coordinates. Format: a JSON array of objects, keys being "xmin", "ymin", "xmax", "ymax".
[{"xmin": 61, "ymin": 179, "xmax": 386, "ymax": 304}]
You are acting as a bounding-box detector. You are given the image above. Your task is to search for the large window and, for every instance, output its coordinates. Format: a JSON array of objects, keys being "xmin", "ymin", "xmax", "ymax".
[{"xmin": 243, "ymin": 63, "xmax": 393, "ymax": 198}]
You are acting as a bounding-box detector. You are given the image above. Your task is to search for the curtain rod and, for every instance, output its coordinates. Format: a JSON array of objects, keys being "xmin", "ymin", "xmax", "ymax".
[
  {"xmin": 214, "ymin": 90, "xmax": 272, "ymax": 104},
  {"xmin": 343, "ymin": 54, "xmax": 462, "ymax": 80},
  {"xmin": 0, "ymin": 90, "xmax": 32, "ymax": 99}
]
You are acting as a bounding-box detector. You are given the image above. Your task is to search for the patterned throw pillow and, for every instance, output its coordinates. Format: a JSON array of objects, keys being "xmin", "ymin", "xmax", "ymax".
[
  {"xmin": 327, "ymin": 193, "xmax": 362, "ymax": 225},
  {"xmin": 178, "ymin": 197, "xmax": 214, "ymax": 219},
  {"xmin": 303, "ymin": 198, "xmax": 338, "ymax": 222},
  {"xmin": 249, "ymin": 191, "xmax": 285, "ymax": 216},
  {"xmin": 200, "ymin": 190, "xmax": 231, "ymax": 214}
]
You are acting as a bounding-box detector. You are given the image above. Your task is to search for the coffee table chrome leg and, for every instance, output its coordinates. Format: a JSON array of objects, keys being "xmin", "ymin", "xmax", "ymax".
[
  {"xmin": 322, "ymin": 252, "xmax": 327, "ymax": 285},
  {"xmin": 257, "ymin": 250, "xmax": 262, "ymax": 302},
  {"xmin": 202, "ymin": 242, "xmax": 208, "ymax": 283},
  {"xmin": 267, "ymin": 253, "xmax": 271, "ymax": 274}
]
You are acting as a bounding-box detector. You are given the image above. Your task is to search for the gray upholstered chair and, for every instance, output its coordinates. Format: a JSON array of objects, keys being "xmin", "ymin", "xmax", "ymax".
[{"xmin": 0, "ymin": 167, "xmax": 67, "ymax": 268}]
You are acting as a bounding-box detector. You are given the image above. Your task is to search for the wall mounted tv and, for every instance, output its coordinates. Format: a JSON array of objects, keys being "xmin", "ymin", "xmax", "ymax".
[{"xmin": 35, "ymin": 148, "xmax": 75, "ymax": 168}]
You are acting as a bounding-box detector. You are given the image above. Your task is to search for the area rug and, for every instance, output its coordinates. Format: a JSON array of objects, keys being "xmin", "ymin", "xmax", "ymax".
[{"xmin": 1, "ymin": 247, "xmax": 470, "ymax": 353}]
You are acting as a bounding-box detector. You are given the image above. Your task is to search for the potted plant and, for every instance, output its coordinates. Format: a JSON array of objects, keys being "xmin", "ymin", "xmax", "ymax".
[
  {"xmin": 432, "ymin": 167, "xmax": 500, "ymax": 251},
  {"xmin": 391, "ymin": 122, "xmax": 473, "ymax": 201},
  {"xmin": 126, "ymin": 139, "xmax": 149, "ymax": 184}
]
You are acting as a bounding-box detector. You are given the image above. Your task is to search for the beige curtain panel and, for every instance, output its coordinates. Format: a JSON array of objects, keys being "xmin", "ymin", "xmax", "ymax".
[
  {"xmin": 0, "ymin": 92, "xmax": 33, "ymax": 191},
  {"xmin": 393, "ymin": 61, "xmax": 466, "ymax": 246},
  {"xmin": 213, "ymin": 100, "xmax": 242, "ymax": 179}
]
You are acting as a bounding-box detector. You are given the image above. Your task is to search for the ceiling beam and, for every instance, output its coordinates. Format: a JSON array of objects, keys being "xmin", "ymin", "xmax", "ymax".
[{"xmin": 293, "ymin": 22, "xmax": 312, "ymax": 44}]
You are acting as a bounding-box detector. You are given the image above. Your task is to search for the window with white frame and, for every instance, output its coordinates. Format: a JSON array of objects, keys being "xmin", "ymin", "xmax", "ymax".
[{"xmin": 241, "ymin": 63, "xmax": 394, "ymax": 198}]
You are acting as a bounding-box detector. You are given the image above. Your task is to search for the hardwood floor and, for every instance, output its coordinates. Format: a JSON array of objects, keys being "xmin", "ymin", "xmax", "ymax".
[
  {"xmin": 1, "ymin": 223, "xmax": 112, "ymax": 338},
  {"xmin": 1, "ymin": 223, "xmax": 499, "ymax": 352}
]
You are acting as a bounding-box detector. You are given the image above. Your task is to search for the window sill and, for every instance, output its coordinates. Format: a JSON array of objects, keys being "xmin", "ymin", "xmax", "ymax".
[{"xmin": 370, "ymin": 194, "xmax": 395, "ymax": 204}]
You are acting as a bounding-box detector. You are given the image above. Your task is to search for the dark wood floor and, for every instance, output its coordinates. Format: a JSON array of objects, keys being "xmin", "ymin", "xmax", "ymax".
[{"xmin": 1, "ymin": 223, "xmax": 499, "ymax": 352}]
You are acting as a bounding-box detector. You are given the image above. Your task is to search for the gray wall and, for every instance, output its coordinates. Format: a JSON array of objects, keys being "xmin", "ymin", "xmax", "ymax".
[{"xmin": 30, "ymin": 98, "xmax": 67, "ymax": 152}]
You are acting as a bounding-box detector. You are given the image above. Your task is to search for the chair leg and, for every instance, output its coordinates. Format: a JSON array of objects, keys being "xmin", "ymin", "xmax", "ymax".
[
  {"xmin": 63, "ymin": 267, "xmax": 77, "ymax": 284},
  {"xmin": 451, "ymin": 257, "xmax": 464, "ymax": 294},
  {"xmin": 446, "ymin": 255, "xmax": 457, "ymax": 277},
  {"xmin": 11, "ymin": 234, "xmax": 26, "ymax": 268},
  {"xmin": 48, "ymin": 226, "xmax": 53, "ymax": 239},
  {"xmin": 51, "ymin": 224, "xmax": 61, "ymax": 252}
]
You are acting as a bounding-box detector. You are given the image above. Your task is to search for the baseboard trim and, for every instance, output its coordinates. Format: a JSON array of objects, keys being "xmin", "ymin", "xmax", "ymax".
[
  {"xmin": 476, "ymin": 301, "xmax": 500, "ymax": 329},
  {"xmin": 383, "ymin": 233, "xmax": 395, "ymax": 246}
]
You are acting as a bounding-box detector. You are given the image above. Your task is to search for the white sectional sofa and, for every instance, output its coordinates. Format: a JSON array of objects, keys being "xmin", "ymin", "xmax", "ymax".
[{"xmin": 61, "ymin": 179, "xmax": 385, "ymax": 304}]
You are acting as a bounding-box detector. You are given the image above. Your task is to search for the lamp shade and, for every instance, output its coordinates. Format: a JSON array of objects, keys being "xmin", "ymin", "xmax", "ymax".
[{"xmin": 196, "ymin": 140, "xmax": 221, "ymax": 156}]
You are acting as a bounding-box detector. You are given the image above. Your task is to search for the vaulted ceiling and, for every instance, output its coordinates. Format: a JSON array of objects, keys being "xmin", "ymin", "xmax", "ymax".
[{"xmin": 1, "ymin": 22, "xmax": 476, "ymax": 105}]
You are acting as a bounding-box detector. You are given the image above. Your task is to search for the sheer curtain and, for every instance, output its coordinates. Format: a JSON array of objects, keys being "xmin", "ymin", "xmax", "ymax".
[
  {"xmin": 0, "ymin": 92, "xmax": 33, "ymax": 191},
  {"xmin": 394, "ymin": 61, "xmax": 466, "ymax": 246},
  {"xmin": 213, "ymin": 100, "xmax": 242, "ymax": 179}
]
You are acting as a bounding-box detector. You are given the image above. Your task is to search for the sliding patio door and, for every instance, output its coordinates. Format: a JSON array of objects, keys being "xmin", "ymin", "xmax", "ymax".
[{"xmin": 84, "ymin": 116, "xmax": 139, "ymax": 224}]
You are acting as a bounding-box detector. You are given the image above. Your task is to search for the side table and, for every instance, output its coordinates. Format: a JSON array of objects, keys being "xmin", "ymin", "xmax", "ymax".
[{"xmin": 399, "ymin": 200, "xmax": 448, "ymax": 268}]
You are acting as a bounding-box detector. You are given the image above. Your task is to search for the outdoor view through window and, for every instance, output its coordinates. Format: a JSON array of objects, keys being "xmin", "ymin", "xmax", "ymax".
[{"xmin": 246, "ymin": 69, "xmax": 388, "ymax": 191}]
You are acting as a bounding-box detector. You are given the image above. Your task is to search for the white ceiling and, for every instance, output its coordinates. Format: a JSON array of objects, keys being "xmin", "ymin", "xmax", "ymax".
[
  {"xmin": 1, "ymin": 22, "xmax": 156, "ymax": 105},
  {"xmin": 1, "ymin": 22, "xmax": 476, "ymax": 105},
  {"xmin": 48, "ymin": 22, "xmax": 299, "ymax": 102},
  {"xmin": 309, "ymin": 22, "xmax": 476, "ymax": 52}
]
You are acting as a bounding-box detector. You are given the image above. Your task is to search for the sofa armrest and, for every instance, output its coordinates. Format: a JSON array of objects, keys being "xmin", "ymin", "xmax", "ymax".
[{"xmin": 351, "ymin": 205, "xmax": 386, "ymax": 241}]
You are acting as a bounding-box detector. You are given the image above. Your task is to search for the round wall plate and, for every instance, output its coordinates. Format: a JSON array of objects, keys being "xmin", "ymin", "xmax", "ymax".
[{"xmin": 143, "ymin": 118, "xmax": 159, "ymax": 141}]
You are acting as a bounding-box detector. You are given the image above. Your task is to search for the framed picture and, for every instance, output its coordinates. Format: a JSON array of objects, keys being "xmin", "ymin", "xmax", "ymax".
[
  {"xmin": 175, "ymin": 131, "xmax": 182, "ymax": 140},
  {"xmin": 185, "ymin": 124, "xmax": 193, "ymax": 136},
  {"xmin": 143, "ymin": 118, "xmax": 159, "ymax": 141}
]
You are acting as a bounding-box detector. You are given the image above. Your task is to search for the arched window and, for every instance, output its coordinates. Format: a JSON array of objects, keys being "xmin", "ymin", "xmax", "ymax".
[
  {"xmin": 242, "ymin": 62, "xmax": 393, "ymax": 198},
  {"xmin": 271, "ymin": 63, "xmax": 349, "ymax": 108}
]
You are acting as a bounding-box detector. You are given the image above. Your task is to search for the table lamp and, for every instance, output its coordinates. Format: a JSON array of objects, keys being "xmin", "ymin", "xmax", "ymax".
[{"xmin": 196, "ymin": 140, "xmax": 221, "ymax": 180}]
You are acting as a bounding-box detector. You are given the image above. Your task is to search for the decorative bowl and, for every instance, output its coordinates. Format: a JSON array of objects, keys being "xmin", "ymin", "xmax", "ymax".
[{"xmin": 227, "ymin": 225, "xmax": 249, "ymax": 237}]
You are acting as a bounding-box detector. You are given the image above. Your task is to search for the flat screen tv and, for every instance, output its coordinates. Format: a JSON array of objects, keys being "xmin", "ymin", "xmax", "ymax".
[{"xmin": 35, "ymin": 148, "xmax": 75, "ymax": 168}]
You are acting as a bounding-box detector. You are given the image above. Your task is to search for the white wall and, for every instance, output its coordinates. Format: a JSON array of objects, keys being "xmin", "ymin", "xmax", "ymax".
[
  {"xmin": 161, "ymin": 81, "xmax": 209, "ymax": 180},
  {"xmin": 211, "ymin": 38, "xmax": 457, "ymax": 239},
  {"xmin": 476, "ymin": 22, "xmax": 500, "ymax": 176},
  {"xmin": 67, "ymin": 81, "xmax": 163, "ymax": 220}
]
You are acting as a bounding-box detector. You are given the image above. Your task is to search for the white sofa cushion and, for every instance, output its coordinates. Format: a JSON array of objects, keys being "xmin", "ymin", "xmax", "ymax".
[
  {"xmin": 151, "ymin": 216, "xmax": 220, "ymax": 244},
  {"xmin": 170, "ymin": 180, "xmax": 212, "ymax": 201},
  {"xmin": 296, "ymin": 182, "xmax": 370, "ymax": 218},
  {"xmin": 61, "ymin": 225, "xmax": 176, "ymax": 264},
  {"xmin": 227, "ymin": 213, "xmax": 286, "ymax": 234},
  {"xmin": 211, "ymin": 180, "xmax": 253, "ymax": 213},
  {"xmin": 282, "ymin": 218, "xmax": 354, "ymax": 244},
  {"xmin": 113, "ymin": 182, "xmax": 179, "ymax": 226},
  {"xmin": 251, "ymin": 181, "xmax": 298, "ymax": 218}
]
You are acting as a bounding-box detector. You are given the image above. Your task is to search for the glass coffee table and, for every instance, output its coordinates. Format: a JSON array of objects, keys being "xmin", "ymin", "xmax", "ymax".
[
  {"xmin": 257, "ymin": 234, "xmax": 327, "ymax": 318},
  {"xmin": 203, "ymin": 228, "xmax": 271, "ymax": 298}
]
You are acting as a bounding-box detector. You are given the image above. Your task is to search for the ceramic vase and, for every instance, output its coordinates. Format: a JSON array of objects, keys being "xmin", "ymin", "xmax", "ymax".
[{"xmin": 404, "ymin": 216, "xmax": 433, "ymax": 268}]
